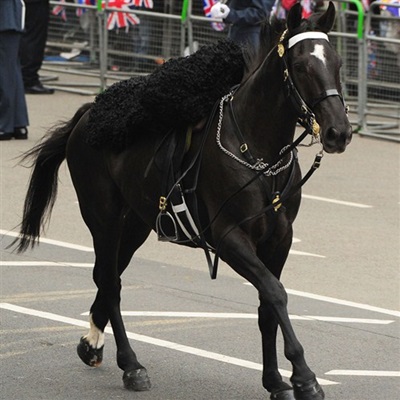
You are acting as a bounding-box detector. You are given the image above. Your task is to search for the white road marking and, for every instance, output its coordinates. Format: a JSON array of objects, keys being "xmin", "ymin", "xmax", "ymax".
[
  {"xmin": 0, "ymin": 229, "xmax": 93, "ymax": 252},
  {"xmin": 3, "ymin": 231, "xmax": 397, "ymax": 318},
  {"xmin": 79, "ymin": 311, "xmax": 393, "ymax": 325},
  {"xmin": 0, "ymin": 261, "xmax": 93, "ymax": 268},
  {"xmin": 302, "ymin": 194, "xmax": 372, "ymax": 208},
  {"xmin": 289, "ymin": 250, "xmax": 325, "ymax": 258},
  {"xmin": 243, "ymin": 283, "xmax": 400, "ymax": 318},
  {"xmin": 0, "ymin": 303, "xmax": 338, "ymax": 386},
  {"xmin": 326, "ymin": 370, "xmax": 400, "ymax": 377},
  {"xmin": 286, "ymin": 289, "xmax": 400, "ymax": 318},
  {"xmin": 292, "ymin": 236, "xmax": 325, "ymax": 257}
]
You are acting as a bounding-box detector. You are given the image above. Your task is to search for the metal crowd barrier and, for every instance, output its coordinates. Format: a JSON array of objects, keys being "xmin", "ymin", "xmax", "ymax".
[
  {"xmin": 359, "ymin": 1, "xmax": 400, "ymax": 141},
  {"xmin": 44, "ymin": 1, "xmax": 399, "ymax": 141}
]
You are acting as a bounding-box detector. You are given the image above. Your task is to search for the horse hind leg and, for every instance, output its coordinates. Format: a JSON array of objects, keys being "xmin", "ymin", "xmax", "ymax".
[
  {"xmin": 75, "ymin": 201, "xmax": 151, "ymax": 390},
  {"xmin": 114, "ymin": 211, "xmax": 152, "ymax": 391},
  {"xmin": 77, "ymin": 212, "xmax": 151, "ymax": 391}
]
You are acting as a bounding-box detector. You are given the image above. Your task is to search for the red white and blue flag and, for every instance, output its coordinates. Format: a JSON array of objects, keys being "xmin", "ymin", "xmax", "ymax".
[
  {"xmin": 51, "ymin": 0, "xmax": 155, "ymax": 30},
  {"xmin": 106, "ymin": 0, "xmax": 140, "ymax": 30},
  {"xmin": 130, "ymin": 0, "xmax": 154, "ymax": 7},
  {"xmin": 52, "ymin": 0, "xmax": 67, "ymax": 21},
  {"xmin": 203, "ymin": 0, "xmax": 225, "ymax": 32},
  {"xmin": 76, "ymin": 0, "xmax": 95, "ymax": 17}
]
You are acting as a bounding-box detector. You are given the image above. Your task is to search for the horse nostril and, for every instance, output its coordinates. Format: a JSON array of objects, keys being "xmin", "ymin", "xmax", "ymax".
[{"xmin": 326, "ymin": 127, "xmax": 338, "ymax": 142}]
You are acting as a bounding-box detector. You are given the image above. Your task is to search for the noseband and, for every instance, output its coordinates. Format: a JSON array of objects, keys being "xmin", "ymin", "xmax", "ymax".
[{"xmin": 278, "ymin": 30, "xmax": 346, "ymax": 136}]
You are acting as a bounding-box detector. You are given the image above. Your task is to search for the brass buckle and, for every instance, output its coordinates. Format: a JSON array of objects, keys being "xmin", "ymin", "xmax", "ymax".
[
  {"xmin": 159, "ymin": 196, "xmax": 167, "ymax": 211},
  {"xmin": 272, "ymin": 194, "xmax": 282, "ymax": 212}
]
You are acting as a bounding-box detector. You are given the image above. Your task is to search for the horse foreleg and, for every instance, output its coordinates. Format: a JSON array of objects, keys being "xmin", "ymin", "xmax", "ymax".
[
  {"xmin": 257, "ymin": 241, "xmax": 295, "ymax": 400},
  {"xmin": 220, "ymin": 230, "xmax": 323, "ymax": 400},
  {"xmin": 274, "ymin": 304, "xmax": 324, "ymax": 400},
  {"xmin": 258, "ymin": 305, "xmax": 295, "ymax": 400}
]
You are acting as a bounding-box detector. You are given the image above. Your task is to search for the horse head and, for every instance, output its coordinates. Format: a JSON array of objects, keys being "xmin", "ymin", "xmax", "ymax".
[{"xmin": 283, "ymin": 1, "xmax": 352, "ymax": 153}]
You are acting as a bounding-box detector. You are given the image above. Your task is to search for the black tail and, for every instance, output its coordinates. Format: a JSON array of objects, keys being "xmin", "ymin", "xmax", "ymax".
[{"xmin": 12, "ymin": 103, "xmax": 92, "ymax": 253}]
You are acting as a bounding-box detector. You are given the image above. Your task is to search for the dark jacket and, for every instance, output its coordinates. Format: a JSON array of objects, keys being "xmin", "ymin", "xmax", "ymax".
[
  {"xmin": 224, "ymin": 0, "xmax": 274, "ymax": 48},
  {"xmin": 0, "ymin": 0, "xmax": 25, "ymax": 33}
]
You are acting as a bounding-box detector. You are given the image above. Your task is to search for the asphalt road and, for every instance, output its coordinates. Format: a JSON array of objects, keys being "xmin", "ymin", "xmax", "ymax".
[{"xmin": 1, "ymin": 86, "xmax": 399, "ymax": 400}]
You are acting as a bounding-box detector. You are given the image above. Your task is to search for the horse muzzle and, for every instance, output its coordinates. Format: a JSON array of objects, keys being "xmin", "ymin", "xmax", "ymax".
[{"xmin": 321, "ymin": 123, "xmax": 353, "ymax": 154}]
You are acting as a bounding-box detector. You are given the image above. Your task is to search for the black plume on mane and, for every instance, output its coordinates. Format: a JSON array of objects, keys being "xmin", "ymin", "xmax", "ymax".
[
  {"xmin": 84, "ymin": 17, "xmax": 290, "ymax": 151},
  {"xmin": 85, "ymin": 40, "xmax": 246, "ymax": 150}
]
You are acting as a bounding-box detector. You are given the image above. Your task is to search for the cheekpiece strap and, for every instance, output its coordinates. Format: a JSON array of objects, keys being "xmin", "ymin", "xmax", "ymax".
[{"xmin": 288, "ymin": 32, "xmax": 329, "ymax": 49}]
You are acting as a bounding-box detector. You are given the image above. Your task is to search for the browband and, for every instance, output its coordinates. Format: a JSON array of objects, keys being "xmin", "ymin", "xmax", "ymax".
[{"xmin": 288, "ymin": 32, "xmax": 329, "ymax": 49}]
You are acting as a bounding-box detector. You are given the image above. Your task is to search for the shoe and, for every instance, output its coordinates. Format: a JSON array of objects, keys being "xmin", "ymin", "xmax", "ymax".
[
  {"xmin": 14, "ymin": 127, "xmax": 28, "ymax": 140},
  {"xmin": 25, "ymin": 83, "xmax": 54, "ymax": 94},
  {"xmin": 0, "ymin": 131, "xmax": 12, "ymax": 141}
]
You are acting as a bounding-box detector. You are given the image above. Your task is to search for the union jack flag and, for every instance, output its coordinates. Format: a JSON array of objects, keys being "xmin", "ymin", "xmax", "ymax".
[
  {"xmin": 106, "ymin": 0, "xmax": 140, "ymax": 30},
  {"xmin": 131, "ymin": 0, "xmax": 154, "ymax": 7},
  {"xmin": 76, "ymin": 0, "xmax": 95, "ymax": 17},
  {"xmin": 203, "ymin": 0, "xmax": 225, "ymax": 32},
  {"xmin": 52, "ymin": 0, "xmax": 67, "ymax": 21}
]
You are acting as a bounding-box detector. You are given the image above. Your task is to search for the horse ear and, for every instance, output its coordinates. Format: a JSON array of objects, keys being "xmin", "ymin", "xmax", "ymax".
[
  {"xmin": 287, "ymin": 3, "xmax": 303, "ymax": 32},
  {"xmin": 316, "ymin": 1, "xmax": 336, "ymax": 33}
]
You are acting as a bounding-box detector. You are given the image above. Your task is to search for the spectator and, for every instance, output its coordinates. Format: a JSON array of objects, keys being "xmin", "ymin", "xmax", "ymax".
[
  {"xmin": 210, "ymin": 0, "xmax": 274, "ymax": 51},
  {"xmin": 20, "ymin": 0, "xmax": 54, "ymax": 94},
  {"xmin": 0, "ymin": 0, "xmax": 29, "ymax": 140}
]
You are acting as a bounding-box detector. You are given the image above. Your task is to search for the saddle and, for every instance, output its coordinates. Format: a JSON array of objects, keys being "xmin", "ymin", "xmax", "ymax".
[{"xmin": 152, "ymin": 106, "xmax": 219, "ymax": 279}]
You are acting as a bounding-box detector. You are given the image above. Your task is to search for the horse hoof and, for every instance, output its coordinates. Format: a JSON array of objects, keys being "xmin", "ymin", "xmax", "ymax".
[
  {"xmin": 271, "ymin": 388, "xmax": 296, "ymax": 399},
  {"xmin": 123, "ymin": 367, "xmax": 151, "ymax": 391},
  {"xmin": 77, "ymin": 336, "xmax": 103, "ymax": 367},
  {"xmin": 292, "ymin": 380, "xmax": 324, "ymax": 400}
]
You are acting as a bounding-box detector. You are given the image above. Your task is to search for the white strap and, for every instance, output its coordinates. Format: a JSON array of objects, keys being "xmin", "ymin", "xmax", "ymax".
[
  {"xmin": 171, "ymin": 198, "xmax": 200, "ymax": 238},
  {"xmin": 288, "ymin": 32, "xmax": 329, "ymax": 49}
]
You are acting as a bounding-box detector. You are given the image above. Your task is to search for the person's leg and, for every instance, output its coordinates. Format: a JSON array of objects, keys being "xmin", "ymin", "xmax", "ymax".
[
  {"xmin": 0, "ymin": 32, "xmax": 24, "ymax": 138},
  {"xmin": 20, "ymin": 1, "xmax": 53, "ymax": 93}
]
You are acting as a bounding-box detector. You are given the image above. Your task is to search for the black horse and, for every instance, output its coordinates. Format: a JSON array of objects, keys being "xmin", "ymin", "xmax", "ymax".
[{"xmin": 14, "ymin": 3, "xmax": 351, "ymax": 399}]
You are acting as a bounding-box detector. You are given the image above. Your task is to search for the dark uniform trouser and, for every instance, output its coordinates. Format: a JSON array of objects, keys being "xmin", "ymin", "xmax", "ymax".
[
  {"xmin": 0, "ymin": 31, "xmax": 29, "ymax": 133},
  {"xmin": 20, "ymin": 1, "xmax": 50, "ymax": 87}
]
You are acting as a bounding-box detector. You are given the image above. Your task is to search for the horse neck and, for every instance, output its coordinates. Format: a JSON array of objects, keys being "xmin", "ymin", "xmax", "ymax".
[{"xmin": 232, "ymin": 52, "xmax": 299, "ymax": 155}]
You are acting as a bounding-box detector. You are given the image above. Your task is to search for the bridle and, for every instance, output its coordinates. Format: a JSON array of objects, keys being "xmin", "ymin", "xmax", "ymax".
[
  {"xmin": 216, "ymin": 29, "xmax": 349, "ymax": 191},
  {"xmin": 278, "ymin": 29, "xmax": 348, "ymax": 136}
]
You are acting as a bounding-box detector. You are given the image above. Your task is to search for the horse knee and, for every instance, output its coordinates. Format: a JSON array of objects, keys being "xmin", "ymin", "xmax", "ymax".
[{"xmin": 260, "ymin": 280, "xmax": 288, "ymax": 309}]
